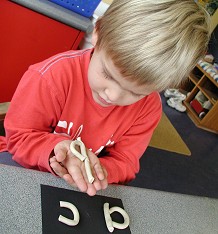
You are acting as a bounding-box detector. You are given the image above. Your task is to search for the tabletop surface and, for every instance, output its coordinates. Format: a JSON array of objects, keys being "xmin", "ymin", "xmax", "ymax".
[{"xmin": 0, "ymin": 164, "xmax": 218, "ymax": 234}]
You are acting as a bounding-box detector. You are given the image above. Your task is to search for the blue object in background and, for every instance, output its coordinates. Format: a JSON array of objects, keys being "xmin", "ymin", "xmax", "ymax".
[{"xmin": 49, "ymin": 0, "xmax": 101, "ymax": 18}]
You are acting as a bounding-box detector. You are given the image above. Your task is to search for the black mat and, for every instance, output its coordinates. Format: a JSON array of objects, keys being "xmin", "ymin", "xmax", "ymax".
[{"xmin": 41, "ymin": 184, "xmax": 131, "ymax": 234}]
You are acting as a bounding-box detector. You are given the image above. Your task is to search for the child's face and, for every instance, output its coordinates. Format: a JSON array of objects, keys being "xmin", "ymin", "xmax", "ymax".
[{"xmin": 88, "ymin": 49, "xmax": 154, "ymax": 107}]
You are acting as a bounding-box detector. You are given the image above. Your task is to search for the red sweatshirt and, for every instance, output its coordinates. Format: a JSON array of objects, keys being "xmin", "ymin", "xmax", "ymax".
[{"xmin": 0, "ymin": 49, "xmax": 162, "ymax": 183}]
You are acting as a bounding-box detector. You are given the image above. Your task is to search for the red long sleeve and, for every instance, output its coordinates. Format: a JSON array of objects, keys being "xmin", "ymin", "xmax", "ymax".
[{"xmin": 2, "ymin": 49, "xmax": 162, "ymax": 183}]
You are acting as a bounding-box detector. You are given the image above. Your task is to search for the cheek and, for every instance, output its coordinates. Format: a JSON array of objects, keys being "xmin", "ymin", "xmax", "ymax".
[
  {"xmin": 88, "ymin": 75, "xmax": 96, "ymax": 92},
  {"xmin": 125, "ymin": 95, "xmax": 145, "ymax": 105},
  {"xmin": 88, "ymin": 61, "xmax": 97, "ymax": 80},
  {"xmin": 88, "ymin": 67, "xmax": 102, "ymax": 91}
]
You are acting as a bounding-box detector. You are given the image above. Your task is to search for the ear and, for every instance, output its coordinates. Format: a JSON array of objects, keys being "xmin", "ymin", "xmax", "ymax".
[{"xmin": 91, "ymin": 27, "xmax": 98, "ymax": 46}]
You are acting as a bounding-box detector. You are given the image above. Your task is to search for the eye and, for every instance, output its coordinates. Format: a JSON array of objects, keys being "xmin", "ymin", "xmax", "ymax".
[
  {"xmin": 130, "ymin": 91, "xmax": 145, "ymax": 98},
  {"xmin": 102, "ymin": 70, "xmax": 111, "ymax": 80},
  {"xmin": 130, "ymin": 91, "xmax": 140, "ymax": 97}
]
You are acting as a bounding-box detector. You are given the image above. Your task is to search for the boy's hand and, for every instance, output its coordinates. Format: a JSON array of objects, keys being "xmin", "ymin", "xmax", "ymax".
[{"xmin": 49, "ymin": 140, "xmax": 108, "ymax": 196}]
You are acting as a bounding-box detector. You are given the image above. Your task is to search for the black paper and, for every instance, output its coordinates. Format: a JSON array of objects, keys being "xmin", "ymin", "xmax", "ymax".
[{"xmin": 41, "ymin": 184, "xmax": 131, "ymax": 234}]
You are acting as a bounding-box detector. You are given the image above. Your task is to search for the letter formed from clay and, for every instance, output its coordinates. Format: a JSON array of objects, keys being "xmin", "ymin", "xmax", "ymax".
[
  {"xmin": 58, "ymin": 201, "xmax": 80, "ymax": 226},
  {"xmin": 70, "ymin": 137, "xmax": 94, "ymax": 183},
  {"xmin": 103, "ymin": 203, "xmax": 130, "ymax": 233}
]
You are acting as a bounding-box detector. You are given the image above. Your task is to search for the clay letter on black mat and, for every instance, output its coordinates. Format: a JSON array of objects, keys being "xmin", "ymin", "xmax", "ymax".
[{"xmin": 41, "ymin": 184, "xmax": 131, "ymax": 234}]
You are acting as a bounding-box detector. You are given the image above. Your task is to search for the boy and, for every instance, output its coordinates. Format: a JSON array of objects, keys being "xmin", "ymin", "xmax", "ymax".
[{"xmin": 0, "ymin": 0, "xmax": 210, "ymax": 196}]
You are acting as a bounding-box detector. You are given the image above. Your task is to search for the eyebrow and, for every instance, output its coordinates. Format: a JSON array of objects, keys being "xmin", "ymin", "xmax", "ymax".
[
  {"xmin": 102, "ymin": 61, "xmax": 146, "ymax": 96},
  {"xmin": 102, "ymin": 62, "xmax": 116, "ymax": 80}
]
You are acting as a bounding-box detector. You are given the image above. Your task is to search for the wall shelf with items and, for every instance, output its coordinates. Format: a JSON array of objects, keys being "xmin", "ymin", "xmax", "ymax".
[{"xmin": 183, "ymin": 63, "xmax": 218, "ymax": 133}]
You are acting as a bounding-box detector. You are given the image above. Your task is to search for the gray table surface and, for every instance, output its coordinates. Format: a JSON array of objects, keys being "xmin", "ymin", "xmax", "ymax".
[
  {"xmin": 0, "ymin": 164, "xmax": 218, "ymax": 234},
  {"xmin": 10, "ymin": 0, "xmax": 93, "ymax": 33}
]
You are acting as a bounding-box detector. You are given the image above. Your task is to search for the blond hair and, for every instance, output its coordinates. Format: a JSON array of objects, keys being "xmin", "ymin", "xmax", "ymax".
[{"xmin": 95, "ymin": 0, "xmax": 210, "ymax": 91}]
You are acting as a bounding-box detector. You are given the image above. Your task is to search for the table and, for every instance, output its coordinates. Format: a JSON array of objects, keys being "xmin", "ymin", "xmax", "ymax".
[{"xmin": 0, "ymin": 164, "xmax": 218, "ymax": 234}]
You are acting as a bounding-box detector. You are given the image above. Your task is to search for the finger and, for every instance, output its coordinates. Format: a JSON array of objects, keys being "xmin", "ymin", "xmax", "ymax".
[
  {"xmin": 86, "ymin": 166, "xmax": 106, "ymax": 192},
  {"xmin": 50, "ymin": 161, "xmax": 68, "ymax": 177},
  {"xmin": 93, "ymin": 163, "xmax": 105, "ymax": 181},
  {"xmin": 82, "ymin": 151, "xmax": 107, "ymax": 191},
  {"xmin": 95, "ymin": 176, "xmax": 108, "ymax": 190},
  {"xmin": 90, "ymin": 165, "xmax": 108, "ymax": 193},
  {"xmin": 55, "ymin": 151, "xmax": 67, "ymax": 163},
  {"xmin": 54, "ymin": 141, "xmax": 72, "ymax": 162},
  {"xmin": 86, "ymin": 183, "xmax": 97, "ymax": 196},
  {"xmin": 90, "ymin": 167, "xmax": 103, "ymax": 191},
  {"xmin": 68, "ymin": 166, "xmax": 87, "ymax": 192},
  {"xmin": 49, "ymin": 156, "xmax": 57, "ymax": 163},
  {"xmin": 63, "ymin": 174, "xmax": 76, "ymax": 187},
  {"xmin": 75, "ymin": 163, "xmax": 98, "ymax": 196},
  {"xmin": 95, "ymin": 166, "xmax": 108, "ymax": 190},
  {"xmin": 101, "ymin": 167, "xmax": 108, "ymax": 189},
  {"xmin": 86, "ymin": 150, "xmax": 104, "ymax": 181},
  {"xmin": 100, "ymin": 178, "xmax": 108, "ymax": 190}
]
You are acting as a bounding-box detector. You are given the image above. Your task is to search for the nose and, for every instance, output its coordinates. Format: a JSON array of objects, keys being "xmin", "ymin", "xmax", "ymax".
[{"xmin": 104, "ymin": 85, "xmax": 123, "ymax": 102}]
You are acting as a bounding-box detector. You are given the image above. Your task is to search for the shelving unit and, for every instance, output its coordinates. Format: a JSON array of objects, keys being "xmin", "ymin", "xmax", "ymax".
[{"xmin": 183, "ymin": 63, "xmax": 218, "ymax": 133}]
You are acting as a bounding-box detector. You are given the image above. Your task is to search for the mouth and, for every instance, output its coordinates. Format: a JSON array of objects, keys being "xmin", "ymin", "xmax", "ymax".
[{"xmin": 97, "ymin": 95, "xmax": 113, "ymax": 106}]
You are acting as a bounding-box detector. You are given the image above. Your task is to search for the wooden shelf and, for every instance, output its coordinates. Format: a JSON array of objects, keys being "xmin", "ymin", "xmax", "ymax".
[
  {"xmin": 199, "ymin": 87, "xmax": 218, "ymax": 104},
  {"xmin": 184, "ymin": 63, "xmax": 218, "ymax": 133},
  {"xmin": 189, "ymin": 73, "xmax": 199, "ymax": 85},
  {"xmin": 183, "ymin": 101, "xmax": 201, "ymax": 123}
]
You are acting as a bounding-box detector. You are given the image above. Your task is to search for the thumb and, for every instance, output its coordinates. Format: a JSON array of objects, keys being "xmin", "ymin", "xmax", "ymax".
[{"xmin": 54, "ymin": 141, "xmax": 70, "ymax": 162}]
